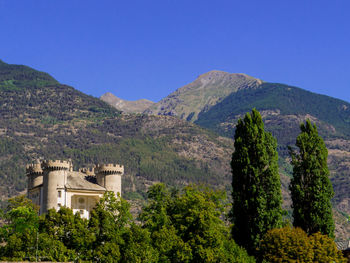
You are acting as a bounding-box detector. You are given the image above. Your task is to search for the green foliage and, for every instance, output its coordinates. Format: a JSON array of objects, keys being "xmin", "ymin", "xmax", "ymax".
[
  {"xmin": 260, "ymin": 226, "xmax": 346, "ymax": 263},
  {"xmin": 0, "ymin": 187, "xmax": 255, "ymax": 262},
  {"xmin": 141, "ymin": 183, "xmax": 255, "ymax": 263},
  {"xmin": 260, "ymin": 226, "xmax": 314, "ymax": 262},
  {"xmin": 230, "ymin": 109, "xmax": 283, "ymax": 255},
  {"xmin": 311, "ymin": 232, "xmax": 346, "ymax": 263},
  {"xmin": 0, "ymin": 196, "xmax": 39, "ymax": 261},
  {"xmin": 121, "ymin": 224, "xmax": 159, "ymax": 263},
  {"xmin": 88, "ymin": 192, "xmax": 132, "ymax": 262},
  {"xmin": 289, "ymin": 120, "xmax": 335, "ymax": 237}
]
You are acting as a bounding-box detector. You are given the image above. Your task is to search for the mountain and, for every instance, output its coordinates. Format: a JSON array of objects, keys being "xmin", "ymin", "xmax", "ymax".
[
  {"xmin": 1, "ymin": 61, "xmax": 350, "ymax": 238},
  {"xmin": 0, "ymin": 61, "xmax": 233, "ymax": 202},
  {"xmin": 144, "ymin": 70, "xmax": 350, "ymax": 238},
  {"xmin": 193, "ymin": 81, "xmax": 350, "ymax": 220},
  {"xmin": 101, "ymin": 92, "xmax": 155, "ymax": 113},
  {"xmin": 144, "ymin": 70, "xmax": 262, "ymax": 121}
]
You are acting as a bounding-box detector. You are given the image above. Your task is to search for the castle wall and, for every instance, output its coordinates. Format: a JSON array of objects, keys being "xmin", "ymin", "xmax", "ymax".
[
  {"xmin": 105, "ymin": 174, "xmax": 122, "ymax": 196},
  {"xmin": 66, "ymin": 191, "xmax": 103, "ymax": 219},
  {"xmin": 27, "ymin": 159, "xmax": 123, "ymax": 217},
  {"xmin": 96, "ymin": 164, "xmax": 123, "ymax": 197},
  {"xmin": 42, "ymin": 170, "xmax": 67, "ymax": 213}
]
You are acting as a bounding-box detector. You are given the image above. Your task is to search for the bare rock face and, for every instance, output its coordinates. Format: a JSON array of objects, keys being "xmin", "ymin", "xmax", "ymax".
[
  {"xmin": 144, "ymin": 70, "xmax": 263, "ymax": 121},
  {"xmin": 101, "ymin": 92, "xmax": 155, "ymax": 114}
]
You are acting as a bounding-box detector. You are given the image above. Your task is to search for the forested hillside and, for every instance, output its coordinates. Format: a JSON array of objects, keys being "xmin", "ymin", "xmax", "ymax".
[
  {"xmin": 0, "ymin": 60, "xmax": 233, "ymax": 200},
  {"xmin": 194, "ymin": 82, "xmax": 350, "ymax": 232},
  {"xmin": 1, "ymin": 60, "xmax": 350, "ymax": 239}
]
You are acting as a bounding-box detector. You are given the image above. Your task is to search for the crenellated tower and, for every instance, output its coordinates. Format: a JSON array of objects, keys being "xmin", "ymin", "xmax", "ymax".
[
  {"xmin": 95, "ymin": 164, "xmax": 123, "ymax": 197},
  {"xmin": 26, "ymin": 160, "xmax": 43, "ymax": 190},
  {"xmin": 42, "ymin": 160, "xmax": 72, "ymax": 213}
]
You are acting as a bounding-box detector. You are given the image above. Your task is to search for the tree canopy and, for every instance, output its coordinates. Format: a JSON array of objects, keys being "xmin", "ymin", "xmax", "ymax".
[
  {"xmin": 289, "ymin": 120, "xmax": 335, "ymax": 237},
  {"xmin": 230, "ymin": 108, "xmax": 283, "ymax": 255}
]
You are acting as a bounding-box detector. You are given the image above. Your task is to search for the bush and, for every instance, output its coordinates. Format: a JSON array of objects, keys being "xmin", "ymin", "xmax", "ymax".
[{"xmin": 260, "ymin": 226, "xmax": 346, "ymax": 263}]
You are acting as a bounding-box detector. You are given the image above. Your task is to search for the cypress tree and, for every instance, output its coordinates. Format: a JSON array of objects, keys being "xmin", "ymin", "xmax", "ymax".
[
  {"xmin": 289, "ymin": 120, "xmax": 335, "ymax": 237},
  {"xmin": 230, "ymin": 109, "xmax": 283, "ymax": 255}
]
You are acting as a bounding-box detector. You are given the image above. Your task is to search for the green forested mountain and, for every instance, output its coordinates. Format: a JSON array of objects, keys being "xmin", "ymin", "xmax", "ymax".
[
  {"xmin": 140, "ymin": 72, "xmax": 350, "ymax": 238},
  {"xmin": 2, "ymin": 61, "xmax": 350, "ymax": 239},
  {"xmin": 194, "ymin": 82, "xmax": 350, "ymax": 222},
  {"xmin": 195, "ymin": 82, "xmax": 350, "ymax": 143},
  {"xmin": 0, "ymin": 61, "xmax": 233, "ymax": 201}
]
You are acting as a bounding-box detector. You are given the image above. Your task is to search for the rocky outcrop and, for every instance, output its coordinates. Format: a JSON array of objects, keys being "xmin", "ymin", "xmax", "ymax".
[
  {"xmin": 144, "ymin": 70, "xmax": 262, "ymax": 121},
  {"xmin": 101, "ymin": 92, "xmax": 154, "ymax": 114}
]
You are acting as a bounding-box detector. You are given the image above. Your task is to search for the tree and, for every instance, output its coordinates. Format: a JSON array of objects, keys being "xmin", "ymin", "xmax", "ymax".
[
  {"xmin": 260, "ymin": 226, "xmax": 346, "ymax": 263},
  {"xmin": 39, "ymin": 207, "xmax": 92, "ymax": 261},
  {"xmin": 230, "ymin": 109, "xmax": 283, "ymax": 255},
  {"xmin": 260, "ymin": 226, "xmax": 314, "ymax": 263},
  {"xmin": 141, "ymin": 183, "xmax": 255, "ymax": 263},
  {"xmin": 289, "ymin": 120, "xmax": 335, "ymax": 237},
  {"xmin": 0, "ymin": 196, "xmax": 39, "ymax": 261},
  {"xmin": 88, "ymin": 191, "xmax": 132, "ymax": 262}
]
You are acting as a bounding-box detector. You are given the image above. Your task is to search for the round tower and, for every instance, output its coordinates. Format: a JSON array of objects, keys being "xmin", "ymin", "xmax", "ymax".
[
  {"xmin": 42, "ymin": 160, "xmax": 71, "ymax": 213},
  {"xmin": 95, "ymin": 164, "xmax": 123, "ymax": 197},
  {"xmin": 26, "ymin": 160, "xmax": 43, "ymax": 190}
]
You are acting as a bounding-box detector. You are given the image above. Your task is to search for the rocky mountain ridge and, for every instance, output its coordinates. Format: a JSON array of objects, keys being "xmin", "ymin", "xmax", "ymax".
[
  {"xmin": 144, "ymin": 70, "xmax": 262, "ymax": 121},
  {"xmin": 101, "ymin": 92, "xmax": 155, "ymax": 113}
]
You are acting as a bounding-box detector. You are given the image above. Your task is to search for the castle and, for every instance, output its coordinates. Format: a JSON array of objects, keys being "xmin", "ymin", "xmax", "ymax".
[{"xmin": 26, "ymin": 159, "xmax": 123, "ymax": 219}]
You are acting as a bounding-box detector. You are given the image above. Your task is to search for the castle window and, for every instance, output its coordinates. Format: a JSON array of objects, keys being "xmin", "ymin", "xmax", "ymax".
[
  {"xmin": 58, "ymin": 203, "xmax": 61, "ymax": 208},
  {"xmin": 79, "ymin": 209, "xmax": 84, "ymax": 215},
  {"xmin": 78, "ymin": 197, "xmax": 85, "ymax": 204},
  {"xmin": 58, "ymin": 191, "xmax": 61, "ymax": 198}
]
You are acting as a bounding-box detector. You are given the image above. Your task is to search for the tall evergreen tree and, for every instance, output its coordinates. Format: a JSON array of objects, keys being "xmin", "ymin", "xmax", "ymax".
[
  {"xmin": 289, "ymin": 120, "xmax": 334, "ymax": 237},
  {"xmin": 230, "ymin": 109, "xmax": 283, "ymax": 255}
]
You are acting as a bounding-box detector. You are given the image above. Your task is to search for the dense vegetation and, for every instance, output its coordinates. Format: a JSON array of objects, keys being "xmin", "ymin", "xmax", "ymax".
[
  {"xmin": 194, "ymin": 81, "xmax": 350, "ymax": 236},
  {"xmin": 260, "ymin": 226, "xmax": 345, "ymax": 263},
  {"xmin": 0, "ymin": 187, "xmax": 255, "ymax": 263},
  {"xmin": 0, "ymin": 186, "xmax": 344, "ymax": 262},
  {"xmin": 230, "ymin": 109, "xmax": 283, "ymax": 255},
  {"xmin": 290, "ymin": 120, "xmax": 335, "ymax": 237}
]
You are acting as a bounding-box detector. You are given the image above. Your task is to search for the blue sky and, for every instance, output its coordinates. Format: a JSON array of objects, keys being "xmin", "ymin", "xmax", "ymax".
[{"xmin": 1, "ymin": 0, "xmax": 349, "ymax": 102}]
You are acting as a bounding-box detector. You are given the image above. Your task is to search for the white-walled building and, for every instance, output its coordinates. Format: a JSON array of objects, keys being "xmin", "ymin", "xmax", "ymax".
[{"xmin": 26, "ymin": 159, "xmax": 123, "ymax": 219}]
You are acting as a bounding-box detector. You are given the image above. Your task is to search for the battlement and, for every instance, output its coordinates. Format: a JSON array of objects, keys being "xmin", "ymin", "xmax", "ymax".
[
  {"xmin": 26, "ymin": 162, "xmax": 43, "ymax": 175},
  {"xmin": 79, "ymin": 167, "xmax": 95, "ymax": 176},
  {"xmin": 95, "ymin": 164, "xmax": 124, "ymax": 174},
  {"xmin": 42, "ymin": 160, "xmax": 72, "ymax": 170}
]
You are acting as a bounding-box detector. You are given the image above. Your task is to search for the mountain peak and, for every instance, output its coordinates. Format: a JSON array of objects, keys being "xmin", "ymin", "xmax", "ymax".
[
  {"xmin": 101, "ymin": 92, "xmax": 154, "ymax": 113},
  {"xmin": 144, "ymin": 70, "xmax": 262, "ymax": 121},
  {"xmin": 0, "ymin": 60, "xmax": 57, "ymax": 83},
  {"xmin": 196, "ymin": 70, "xmax": 262, "ymax": 84}
]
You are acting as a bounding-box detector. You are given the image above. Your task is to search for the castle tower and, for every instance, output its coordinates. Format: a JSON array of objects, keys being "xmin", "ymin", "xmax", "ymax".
[
  {"xmin": 26, "ymin": 160, "xmax": 43, "ymax": 190},
  {"xmin": 95, "ymin": 164, "xmax": 123, "ymax": 197},
  {"xmin": 42, "ymin": 160, "xmax": 71, "ymax": 213}
]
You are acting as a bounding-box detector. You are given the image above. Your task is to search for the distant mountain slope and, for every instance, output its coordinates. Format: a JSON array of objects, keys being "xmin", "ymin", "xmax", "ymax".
[
  {"xmin": 195, "ymin": 82, "xmax": 350, "ymax": 149},
  {"xmin": 194, "ymin": 82, "xmax": 350, "ymax": 227},
  {"xmin": 101, "ymin": 92, "xmax": 155, "ymax": 113},
  {"xmin": 0, "ymin": 60, "xmax": 233, "ymax": 202},
  {"xmin": 1, "ymin": 61, "xmax": 350, "ymax": 239},
  {"xmin": 144, "ymin": 70, "xmax": 262, "ymax": 121},
  {"xmin": 143, "ymin": 71, "xmax": 350, "ymax": 237}
]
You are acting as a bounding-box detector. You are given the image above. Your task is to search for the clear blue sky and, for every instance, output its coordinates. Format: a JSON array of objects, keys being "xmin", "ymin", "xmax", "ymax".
[{"xmin": 1, "ymin": 0, "xmax": 349, "ymax": 102}]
